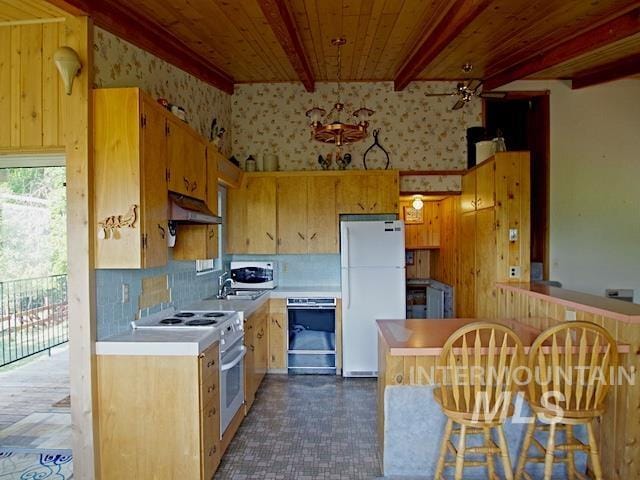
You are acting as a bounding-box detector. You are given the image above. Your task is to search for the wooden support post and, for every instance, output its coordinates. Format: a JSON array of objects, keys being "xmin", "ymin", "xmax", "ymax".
[{"xmin": 63, "ymin": 14, "xmax": 100, "ymax": 479}]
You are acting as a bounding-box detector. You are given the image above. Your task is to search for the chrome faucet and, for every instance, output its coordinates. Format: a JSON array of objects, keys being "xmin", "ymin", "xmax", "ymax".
[{"xmin": 217, "ymin": 272, "xmax": 234, "ymax": 299}]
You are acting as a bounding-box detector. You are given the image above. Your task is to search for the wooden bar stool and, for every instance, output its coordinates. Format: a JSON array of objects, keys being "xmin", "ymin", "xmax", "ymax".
[
  {"xmin": 434, "ymin": 322, "xmax": 525, "ymax": 480},
  {"xmin": 515, "ymin": 321, "xmax": 618, "ymax": 480}
]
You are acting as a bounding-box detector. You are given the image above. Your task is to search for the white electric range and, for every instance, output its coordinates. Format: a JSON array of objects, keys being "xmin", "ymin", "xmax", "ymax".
[{"xmin": 132, "ymin": 307, "xmax": 245, "ymax": 436}]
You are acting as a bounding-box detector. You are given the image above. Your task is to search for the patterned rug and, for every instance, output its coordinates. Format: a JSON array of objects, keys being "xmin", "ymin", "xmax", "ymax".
[{"xmin": 0, "ymin": 448, "xmax": 72, "ymax": 479}]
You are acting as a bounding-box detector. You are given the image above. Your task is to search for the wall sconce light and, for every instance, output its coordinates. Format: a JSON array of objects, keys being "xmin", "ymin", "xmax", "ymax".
[
  {"xmin": 412, "ymin": 195, "xmax": 424, "ymax": 210},
  {"xmin": 54, "ymin": 46, "xmax": 82, "ymax": 95}
]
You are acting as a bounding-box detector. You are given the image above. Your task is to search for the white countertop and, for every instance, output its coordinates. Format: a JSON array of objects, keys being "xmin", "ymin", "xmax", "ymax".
[
  {"xmin": 96, "ymin": 285, "xmax": 342, "ymax": 356},
  {"xmin": 95, "ymin": 328, "xmax": 219, "ymax": 356}
]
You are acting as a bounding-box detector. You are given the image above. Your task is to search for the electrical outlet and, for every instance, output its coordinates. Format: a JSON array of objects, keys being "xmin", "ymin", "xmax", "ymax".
[
  {"xmin": 121, "ymin": 283, "xmax": 130, "ymax": 304},
  {"xmin": 565, "ymin": 310, "xmax": 577, "ymax": 321},
  {"xmin": 509, "ymin": 228, "xmax": 518, "ymax": 242},
  {"xmin": 509, "ymin": 266, "xmax": 521, "ymax": 279},
  {"xmin": 283, "ymin": 262, "xmax": 288, "ymax": 273}
]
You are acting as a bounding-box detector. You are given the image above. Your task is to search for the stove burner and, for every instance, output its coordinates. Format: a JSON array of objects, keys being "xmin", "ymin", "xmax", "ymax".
[
  {"xmin": 204, "ymin": 312, "xmax": 226, "ymax": 318},
  {"xmin": 185, "ymin": 319, "xmax": 218, "ymax": 326},
  {"xmin": 174, "ymin": 312, "xmax": 195, "ymax": 318},
  {"xmin": 160, "ymin": 318, "xmax": 183, "ymax": 325}
]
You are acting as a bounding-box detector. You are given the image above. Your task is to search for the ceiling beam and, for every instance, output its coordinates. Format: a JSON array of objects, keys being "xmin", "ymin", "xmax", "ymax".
[
  {"xmin": 393, "ymin": 0, "xmax": 491, "ymax": 91},
  {"xmin": 571, "ymin": 52, "xmax": 640, "ymax": 89},
  {"xmin": 257, "ymin": 0, "xmax": 315, "ymax": 92},
  {"xmin": 46, "ymin": 0, "xmax": 235, "ymax": 94},
  {"xmin": 483, "ymin": 7, "xmax": 640, "ymax": 91}
]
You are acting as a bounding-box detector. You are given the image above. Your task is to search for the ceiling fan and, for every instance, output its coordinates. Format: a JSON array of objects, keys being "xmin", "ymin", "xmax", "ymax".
[{"xmin": 424, "ymin": 64, "xmax": 506, "ymax": 110}]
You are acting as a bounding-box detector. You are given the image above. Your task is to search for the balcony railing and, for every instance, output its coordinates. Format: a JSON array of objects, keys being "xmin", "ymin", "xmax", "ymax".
[{"xmin": 0, "ymin": 274, "xmax": 68, "ymax": 367}]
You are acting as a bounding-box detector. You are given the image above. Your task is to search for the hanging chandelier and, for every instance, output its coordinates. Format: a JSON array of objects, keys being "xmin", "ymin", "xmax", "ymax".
[{"xmin": 305, "ymin": 38, "xmax": 374, "ymax": 147}]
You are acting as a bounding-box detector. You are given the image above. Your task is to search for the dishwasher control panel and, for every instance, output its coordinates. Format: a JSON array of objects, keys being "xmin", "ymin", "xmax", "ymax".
[{"xmin": 286, "ymin": 297, "xmax": 337, "ymax": 307}]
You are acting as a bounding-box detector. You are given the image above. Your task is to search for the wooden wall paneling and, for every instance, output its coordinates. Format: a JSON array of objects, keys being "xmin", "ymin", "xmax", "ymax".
[
  {"xmin": 0, "ymin": 26, "xmax": 11, "ymax": 147},
  {"xmin": 63, "ymin": 15, "xmax": 99, "ymax": 479},
  {"xmin": 0, "ymin": 21, "xmax": 64, "ymax": 152},
  {"xmin": 475, "ymin": 208, "xmax": 496, "ymax": 319},
  {"xmin": 495, "ymin": 288, "xmax": 640, "ymax": 479},
  {"xmin": 406, "ymin": 250, "xmax": 430, "ymax": 279},
  {"xmin": 457, "ymin": 212, "xmax": 476, "ymax": 317},
  {"xmin": 432, "ymin": 197, "xmax": 458, "ymax": 289}
]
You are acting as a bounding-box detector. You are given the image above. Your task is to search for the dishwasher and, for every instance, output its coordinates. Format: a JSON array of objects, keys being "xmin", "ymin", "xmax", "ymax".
[{"xmin": 287, "ymin": 297, "xmax": 336, "ymax": 375}]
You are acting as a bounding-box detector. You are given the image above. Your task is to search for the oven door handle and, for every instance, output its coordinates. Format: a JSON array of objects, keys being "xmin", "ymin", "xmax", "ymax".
[{"xmin": 220, "ymin": 346, "xmax": 246, "ymax": 372}]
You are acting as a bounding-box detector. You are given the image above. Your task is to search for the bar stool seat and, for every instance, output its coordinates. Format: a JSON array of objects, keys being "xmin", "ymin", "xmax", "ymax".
[
  {"xmin": 515, "ymin": 321, "xmax": 618, "ymax": 480},
  {"xmin": 433, "ymin": 322, "xmax": 525, "ymax": 480}
]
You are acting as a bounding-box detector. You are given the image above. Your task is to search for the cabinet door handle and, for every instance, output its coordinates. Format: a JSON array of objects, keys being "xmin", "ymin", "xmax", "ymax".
[
  {"xmin": 183, "ymin": 177, "xmax": 190, "ymax": 190},
  {"xmin": 266, "ymin": 232, "xmax": 274, "ymax": 240},
  {"xmin": 257, "ymin": 329, "xmax": 264, "ymax": 339},
  {"xmin": 310, "ymin": 232, "xmax": 317, "ymax": 240},
  {"xmin": 274, "ymin": 319, "xmax": 281, "ymax": 329},
  {"xmin": 191, "ymin": 180, "xmax": 198, "ymax": 192},
  {"xmin": 297, "ymin": 232, "xmax": 305, "ymax": 240},
  {"xmin": 209, "ymin": 229, "xmax": 215, "ymax": 239},
  {"xmin": 207, "ymin": 359, "xmax": 215, "ymax": 368},
  {"xmin": 208, "ymin": 446, "xmax": 216, "ymax": 456},
  {"xmin": 357, "ymin": 202, "xmax": 365, "ymax": 210},
  {"xmin": 157, "ymin": 224, "xmax": 166, "ymax": 239},
  {"xmin": 371, "ymin": 202, "xmax": 377, "ymax": 210},
  {"xmin": 208, "ymin": 407, "xmax": 216, "ymax": 417},
  {"xmin": 250, "ymin": 345, "xmax": 255, "ymax": 352},
  {"xmin": 207, "ymin": 384, "xmax": 216, "ymax": 394}
]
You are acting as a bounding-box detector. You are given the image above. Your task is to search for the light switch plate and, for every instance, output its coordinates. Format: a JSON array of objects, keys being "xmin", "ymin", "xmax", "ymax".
[
  {"xmin": 565, "ymin": 310, "xmax": 577, "ymax": 321},
  {"xmin": 509, "ymin": 228, "xmax": 518, "ymax": 242},
  {"xmin": 509, "ymin": 266, "xmax": 521, "ymax": 279},
  {"xmin": 121, "ymin": 283, "xmax": 129, "ymax": 304}
]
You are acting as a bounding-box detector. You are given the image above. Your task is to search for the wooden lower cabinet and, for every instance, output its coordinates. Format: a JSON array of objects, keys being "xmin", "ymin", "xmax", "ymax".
[
  {"xmin": 268, "ymin": 299, "xmax": 287, "ymax": 372},
  {"xmin": 244, "ymin": 301, "xmax": 269, "ymax": 413},
  {"xmin": 97, "ymin": 343, "xmax": 221, "ymax": 479}
]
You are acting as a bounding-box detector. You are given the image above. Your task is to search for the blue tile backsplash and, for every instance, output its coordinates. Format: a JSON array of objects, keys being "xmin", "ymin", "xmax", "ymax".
[
  {"xmin": 96, "ymin": 253, "xmax": 341, "ymax": 340},
  {"xmin": 229, "ymin": 254, "xmax": 340, "ymax": 287},
  {"xmin": 96, "ymin": 254, "xmax": 223, "ymax": 340}
]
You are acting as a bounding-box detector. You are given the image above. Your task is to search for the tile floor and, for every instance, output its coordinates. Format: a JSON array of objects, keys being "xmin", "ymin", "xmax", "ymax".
[{"xmin": 216, "ymin": 375, "xmax": 383, "ymax": 479}]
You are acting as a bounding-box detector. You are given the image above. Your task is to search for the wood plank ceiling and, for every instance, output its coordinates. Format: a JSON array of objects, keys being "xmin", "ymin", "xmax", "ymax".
[
  {"xmin": 46, "ymin": 0, "xmax": 640, "ymax": 92},
  {"xmin": 0, "ymin": 0, "xmax": 67, "ymax": 22}
]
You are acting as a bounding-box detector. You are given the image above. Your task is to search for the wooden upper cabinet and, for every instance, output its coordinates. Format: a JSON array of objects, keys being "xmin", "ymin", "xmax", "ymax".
[
  {"xmin": 277, "ymin": 177, "xmax": 308, "ymax": 254},
  {"xmin": 475, "ymin": 160, "xmax": 495, "ymax": 210},
  {"xmin": 226, "ymin": 183, "xmax": 247, "ymax": 254},
  {"xmin": 167, "ymin": 117, "xmax": 207, "ymax": 201},
  {"xmin": 367, "ymin": 173, "xmax": 399, "ymax": 213},
  {"xmin": 139, "ymin": 98, "xmax": 169, "ymax": 268},
  {"xmin": 245, "ymin": 177, "xmax": 277, "ymax": 254},
  {"xmin": 205, "ymin": 148, "xmax": 220, "ymax": 214},
  {"xmin": 94, "ymin": 88, "xmax": 168, "ymax": 269},
  {"xmin": 307, "ymin": 176, "xmax": 338, "ymax": 253},
  {"xmin": 336, "ymin": 175, "xmax": 368, "ymax": 213},
  {"xmin": 460, "ymin": 169, "xmax": 476, "ymax": 213}
]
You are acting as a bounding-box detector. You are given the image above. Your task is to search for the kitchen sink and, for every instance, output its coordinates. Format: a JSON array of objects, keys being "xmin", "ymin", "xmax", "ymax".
[{"xmin": 224, "ymin": 290, "xmax": 267, "ymax": 301}]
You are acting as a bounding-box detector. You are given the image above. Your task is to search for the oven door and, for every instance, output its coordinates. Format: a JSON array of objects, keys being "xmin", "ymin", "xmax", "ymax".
[{"xmin": 220, "ymin": 338, "xmax": 246, "ymax": 436}]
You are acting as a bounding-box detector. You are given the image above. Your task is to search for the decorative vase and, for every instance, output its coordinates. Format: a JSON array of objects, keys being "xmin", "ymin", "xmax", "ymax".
[{"xmin": 264, "ymin": 153, "xmax": 279, "ymax": 172}]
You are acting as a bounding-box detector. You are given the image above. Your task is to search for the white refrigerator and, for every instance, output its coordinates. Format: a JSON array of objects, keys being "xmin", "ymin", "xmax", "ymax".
[{"xmin": 340, "ymin": 220, "xmax": 406, "ymax": 377}]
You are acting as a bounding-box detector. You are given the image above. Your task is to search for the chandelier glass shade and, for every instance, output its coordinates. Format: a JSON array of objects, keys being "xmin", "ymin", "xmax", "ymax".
[{"xmin": 305, "ymin": 38, "xmax": 374, "ymax": 147}]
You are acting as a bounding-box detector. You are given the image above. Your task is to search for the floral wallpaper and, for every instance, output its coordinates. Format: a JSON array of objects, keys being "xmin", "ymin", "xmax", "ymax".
[
  {"xmin": 93, "ymin": 27, "xmax": 232, "ymax": 155},
  {"xmin": 232, "ymin": 82, "xmax": 481, "ymax": 191}
]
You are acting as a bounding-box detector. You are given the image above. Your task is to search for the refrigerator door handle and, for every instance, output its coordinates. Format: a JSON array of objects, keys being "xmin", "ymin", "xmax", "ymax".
[
  {"xmin": 343, "ymin": 226, "xmax": 349, "ymax": 269},
  {"xmin": 345, "ymin": 270, "xmax": 350, "ymax": 309}
]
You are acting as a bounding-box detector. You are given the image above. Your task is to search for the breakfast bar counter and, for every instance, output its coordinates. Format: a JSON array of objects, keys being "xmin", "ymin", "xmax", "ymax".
[{"xmin": 376, "ymin": 318, "xmax": 631, "ymax": 478}]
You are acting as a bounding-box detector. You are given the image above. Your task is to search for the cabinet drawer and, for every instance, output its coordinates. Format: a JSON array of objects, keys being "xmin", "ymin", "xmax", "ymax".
[
  {"xmin": 199, "ymin": 343, "xmax": 219, "ymax": 384},
  {"xmin": 200, "ymin": 403, "xmax": 221, "ymax": 480}
]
